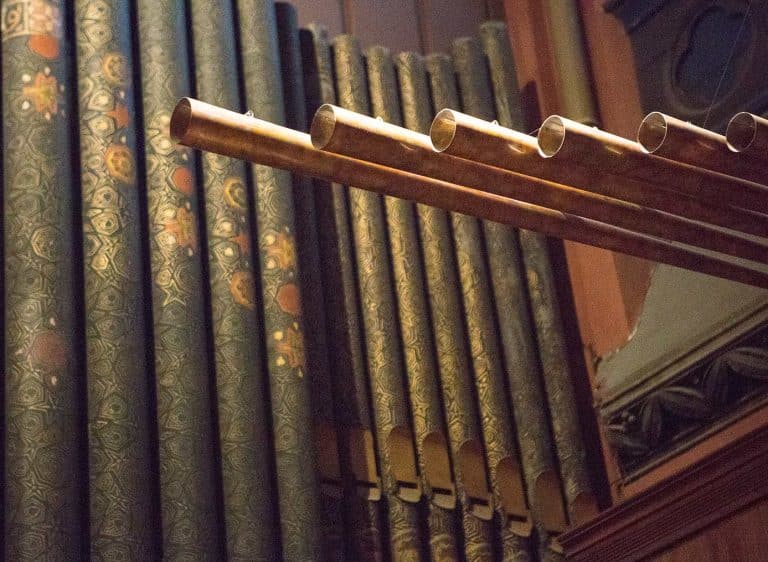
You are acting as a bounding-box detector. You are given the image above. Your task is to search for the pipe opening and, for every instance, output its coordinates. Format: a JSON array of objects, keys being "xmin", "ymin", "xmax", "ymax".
[
  {"xmin": 170, "ymin": 98, "xmax": 192, "ymax": 142},
  {"xmin": 430, "ymin": 109, "xmax": 458, "ymax": 152},
  {"xmin": 638, "ymin": 112, "xmax": 668, "ymax": 153},
  {"xmin": 537, "ymin": 116, "xmax": 566, "ymax": 158},
  {"xmin": 727, "ymin": 112, "xmax": 757, "ymax": 153},
  {"xmin": 310, "ymin": 104, "xmax": 337, "ymax": 149}
]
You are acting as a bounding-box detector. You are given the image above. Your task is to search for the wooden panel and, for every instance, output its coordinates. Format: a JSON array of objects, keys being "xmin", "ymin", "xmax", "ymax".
[
  {"xmin": 560, "ymin": 422, "xmax": 768, "ymax": 561},
  {"xmin": 416, "ymin": 0, "xmax": 487, "ymax": 53},
  {"xmin": 652, "ymin": 499, "xmax": 768, "ymax": 562},
  {"xmin": 292, "ymin": 0, "xmax": 346, "ymax": 36},
  {"xmin": 504, "ymin": 0, "xmax": 655, "ymax": 358},
  {"xmin": 344, "ymin": 0, "xmax": 422, "ymax": 52}
]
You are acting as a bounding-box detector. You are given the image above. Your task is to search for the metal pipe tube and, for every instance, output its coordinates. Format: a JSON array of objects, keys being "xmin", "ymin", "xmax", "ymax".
[
  {"xmin": 312, "ymin": 104, "xmax": 768, "ymax": 264},
  {"xmin": 171, "ymin": 97, "xmax": 768, "ymax": 288},
  {"xmin": 539, "ymin": 114, "xmax": 768, "ymax": 214},
  {"xmin": 638, "ymin": 112, "xmax": 768, "ymax": 186},
  {"xmin": 727, "ymin": 112, "xmax": 768, "ymax": 161},
  {"xmin": 434, "ymin": 109, "xmax": 768, "ymax": 238}
]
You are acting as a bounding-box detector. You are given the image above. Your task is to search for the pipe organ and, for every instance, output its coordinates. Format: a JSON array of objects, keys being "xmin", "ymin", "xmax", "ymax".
[{"xmin": 3, "ymin": 0, "xmax": 767, "ymax": 561}]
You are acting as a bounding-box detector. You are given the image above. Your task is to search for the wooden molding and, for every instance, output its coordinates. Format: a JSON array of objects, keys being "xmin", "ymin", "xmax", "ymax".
[{"xmin": 560, "ymin": 423, "xmax": 768, "ymax": 561}]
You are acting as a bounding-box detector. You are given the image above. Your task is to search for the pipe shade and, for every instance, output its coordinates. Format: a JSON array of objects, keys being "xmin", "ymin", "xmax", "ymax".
[
  {"xmin": 638, "ymin": 112, "xmax": 768, "ymax": 186},
  {"xmin": 540, "ymin": 115, "xmax": 768, "ymax": 214},
  {"xmin": 728, "ymin": 112, "xmax": 768, "ymax": 160},
  {"xmin": 434, "ymin": 109, "xmax": 768, "ymax": 239},
  {"xmin": 172, "ymin": 97, "xmax": 768, "ymax": 288},
  {"xmin": 312, "ymin": 104, "xmax": 768, "ymax": 264}
]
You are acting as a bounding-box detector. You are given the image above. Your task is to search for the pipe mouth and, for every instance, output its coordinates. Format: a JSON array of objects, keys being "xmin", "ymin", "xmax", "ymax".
[
  {"xmin": 537, "ymin": 115, "xmax": 566, "ymax": 158},
  {"xmin": 726, "ymin": 112, "xmax": 757, "ymax": 153},
  {"xmin": 637, "ymin": 111, "xmax": 668, "ymax": 153},
  {"xmin": 430, "ymin": 109, "xmax": 457, "ymax": 152},
  {"xmin": 170, "ymin": 98, "xmax": 192, "ymax": 142},
  {"xmin": 310, "ymin": 104, "xmax": 337, "ymax": 150}
]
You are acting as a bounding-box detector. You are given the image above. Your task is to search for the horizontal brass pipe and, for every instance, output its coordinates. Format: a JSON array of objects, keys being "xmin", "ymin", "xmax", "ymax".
[
  {"xmin": 432, "ymin": 109, "xmax": 768, "ymax": 238},
  {"xmin": 727, "ymin": 112, "xmax": 768, "ymax": 161},
  {"xmin": 312, "ymin": 104, "xmax": 768, "ymax": 264},
  {"xmin": 638, "ymin": 112, "xmax": 768, "ymax": 186},
  {"xmin": 539, "ymin": 114, "xmax": 768, "ymax": 214},
  {"xmin": 170, "ymin": 98, "xmax": 768, "ymax": 288}
]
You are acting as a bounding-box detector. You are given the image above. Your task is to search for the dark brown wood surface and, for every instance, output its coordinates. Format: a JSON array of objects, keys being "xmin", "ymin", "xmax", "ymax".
[
  {"xmin": 560, "ymin": 420, "xmax": 768, "ymax": 561},
  {"xmin": 291, "ymin": 0, "xmax": 502, "ymax": 53}
]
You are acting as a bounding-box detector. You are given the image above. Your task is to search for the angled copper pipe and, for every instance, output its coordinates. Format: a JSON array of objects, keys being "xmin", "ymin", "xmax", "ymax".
[
  {"xmin": 171, "ymin": 97, "xmax": 768, "ymax": 288},
  {"xmin": 312, "ymin": 104, "xmax": 768, "ymax": 264},
  {"xmin": 727, "ymin": 112, "xmax": 768, "ymax": 161},
  {"xmin": 432, "ymin": 109, "xmax": 768, "ymax": 238},
  {"xmin": 539, "ymin": 114, "xmax": 768, "ymax": 214},
  {"xmin": 638, "ymin": 112, "xmax": 768, "ymax": 186}
]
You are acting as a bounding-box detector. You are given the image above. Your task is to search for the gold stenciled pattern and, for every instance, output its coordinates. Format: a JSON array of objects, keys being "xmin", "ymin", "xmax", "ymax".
[
  {"xmin": 480, "ymin": 22, "xmax": 568, "ymax": 559},
  {"xmin": 75, "ymin": 0, "xmax": 156, "ymax": 558},
  {"xmin": 421, "ymin": 52, "xmax": 497, "ymax": 561},
  {"xmin": 189, "ymin": 0, "xmax": 280, "ymax": 558},
  {"xmin": 371, "ymin": 46, "xmax": 460, "ymax": 562},
  {"xmin": 453, "ymin": 36, "xmax": 533, "ymax": 560},
  {"xmin": 334, "ymin": 34, "xmax": 424, "ymax": 561},
  {"xmin": 137, "ymin": 0, "xmax": 221, "ymax": 558},
  {"xmin": 306, "ymin": 24, "xmax": 387, "ymax": 561},
  {"xmin": 236, "ymin": 1, "xmax": 323, "ymax": 559},
  {"xmin": 3, "ymin": 0, "xmax": 82, "ymax": 558}
]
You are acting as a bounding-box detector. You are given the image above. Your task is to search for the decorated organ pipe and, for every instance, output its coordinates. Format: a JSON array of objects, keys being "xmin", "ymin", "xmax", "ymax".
[
  {"xmin": 423, "ymin": 52, "xmax": 498, "ymax": 560},
  {"xmin": 75, "ymin": 0, "xmax": 156, "ymax": 559},
  {"xmin": 137, "ymin": 1, "xmax": 223, "ymax": 558},
  {"xmin": 276, "ymin": 5, "xmax": 347, "ymax": 559},
  {"xmin": 4, "ymin": 1, "xmax": 83, "ymax": 559},
  {"xmin": 452, "ymin": 35, "xmax": 534, "ymax": 560},
  {"xmin": 190, "ymin": 0, "xmax": 280, "ymax": 558},
  {"xmin": 333, "ymin": 34, "xmax": 426, "ymax": 561},
  {"xmin": 301, "ymin": 23, "xmax": 387, "ymax": 561},
  {"xmin": 479, "ymin": 20, "xmax": 571, "ymax": 559},
  {"xmin": 235, "ymin": 1, "xmax": 324, "ymax": 559},
  {"xmin": 368, "ymin": 47, "xmax": 462, "ymax": 561},
  {"xmin": 479, "ymin": 22, "xmax": 602, "ymax": 533}
]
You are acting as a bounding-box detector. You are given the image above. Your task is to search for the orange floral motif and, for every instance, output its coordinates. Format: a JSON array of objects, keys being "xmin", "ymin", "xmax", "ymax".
[
  {"xmin": 101, "ymin": 52, "xmax": 128, "ymax": 86},
  {"xmin": 105, "ymin": 144, "xmax": 135, "ymax": 184},
  {"xmin": 106, "ymin": 103, "xmax": 130, "ymax": 129},
  {"xmin": 275, "ymin": 324, "xmax": 305, "ymax": 374},
  {"xmin": 22, "ymin": 72, "xmax": 58, "ymax": 115},
  {"xmin": 170, "ymin": 167, "xmax": 194, "ymax": 196},
  {"xmin": 30, "ymin": 329, "xmax": 68, "ymax": 372},
  {"xmin": 276, "ymin": 283, "xmax": 301, "ymax": 317},
  {"xmin": 264, "ymin": 229, "xmax": 296, "ymax": 270},
  {"xmin": 230, "ymin": 270, "xmax": 255, "ymax": 310},
  {"xmin": 3, "ymin": 1, "xmax": 62, "ymax": 58},
  {"xmin": 223, "ymin": 177, "xmax": 248, "ymax": 211},
  {"xmin": 28, "ymin": 34, "xmax": 58, "ymax": 59},
  {"xmin": 164, "ymin": 207, "xmax": 198, "ymax": 252},
  {"xmin": 229, "ymin": 231, "xmax": 250, "ymax": 256}
]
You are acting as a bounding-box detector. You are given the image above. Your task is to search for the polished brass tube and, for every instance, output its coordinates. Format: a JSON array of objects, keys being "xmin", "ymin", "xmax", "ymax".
[
  {"xmin": 638, "ymin": 112, "xmax": 768, "ymax": 186},
  {"xmin": 435, "ymin": 109, "xmax": 768, "ymax": 238},
  {"xmin": 171, "ymin": 97, "xmax": 768, "ymax": 288},
  {"xmin": 312, "ymin": 104, "xmax": 768, "ymax": 264},
  {"xmin": 539, "ymin": 114, "xmax": 768, "ymax": 214},
  {"xmin": 727, "ymin": 112, "xmax": 768, "ymax": 161}
]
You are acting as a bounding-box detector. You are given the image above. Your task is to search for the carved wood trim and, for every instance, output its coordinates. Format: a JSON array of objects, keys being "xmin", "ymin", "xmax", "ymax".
[{"xmin": 560, "ymin": 423, "xmax": 768, "ymax": 561}]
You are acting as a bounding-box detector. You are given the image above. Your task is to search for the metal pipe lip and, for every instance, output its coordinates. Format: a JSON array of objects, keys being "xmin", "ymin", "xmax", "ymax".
[
  {"xmin": 637, "ymin": 111, "xmax": 668, "ymax": 154},
  {"xmin": 310, "ymin": 104, "xmax": 337, "ymax": 150},
  {"xmin": 429, "ymin": 109, "xmax": 458, "ymax": 152},
  {"xmin": 726, "ymin": 112, "xmax": 758, "ymax": 153},
  {"xmin": 170, "ymin": 97, "xmax": 193, "ymax": 142},
  {"xmin": 537, "ymin": 115, "xmax": 566, "ymax": 158}
]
